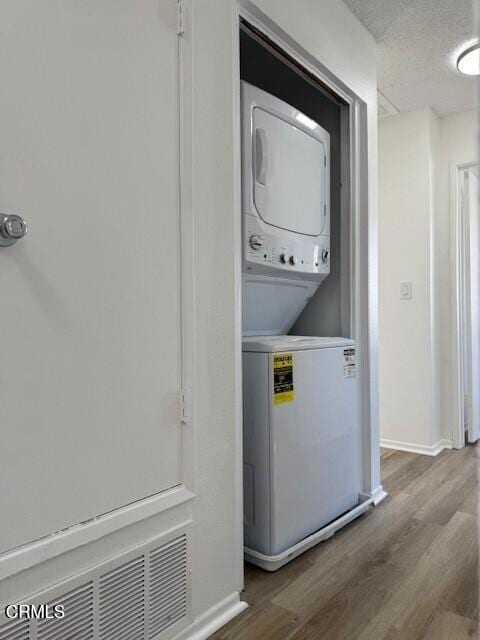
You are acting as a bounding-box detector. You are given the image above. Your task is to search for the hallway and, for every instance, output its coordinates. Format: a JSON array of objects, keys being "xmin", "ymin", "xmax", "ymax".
[{"xmin": 213, "ymin": 446, "xmax": 479, "ymax": 640}]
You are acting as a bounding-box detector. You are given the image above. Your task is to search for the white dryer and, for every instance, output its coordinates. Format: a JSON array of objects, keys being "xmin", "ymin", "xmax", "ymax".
[
  {"xmin": 242, "ymin": 335, "xmax": 366, "ymax": 571},
  {"xmin": 241, "ymin": 81, "xmax": 331, "ymax": 335}
]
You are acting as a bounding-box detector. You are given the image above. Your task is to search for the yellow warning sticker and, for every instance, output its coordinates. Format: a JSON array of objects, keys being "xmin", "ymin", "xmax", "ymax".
[{"xmin": 273, "ymin": 353, "xmax": 294, "ymax": 405}]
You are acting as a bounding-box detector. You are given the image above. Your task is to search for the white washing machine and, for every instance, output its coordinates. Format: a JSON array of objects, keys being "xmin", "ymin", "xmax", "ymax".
[{"xmin": 242, "ymin": 335, "xmax": 366, "ymax": 571}]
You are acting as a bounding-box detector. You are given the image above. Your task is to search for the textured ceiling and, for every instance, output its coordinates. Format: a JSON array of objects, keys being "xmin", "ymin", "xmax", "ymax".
[{"xmin": 343, "ymin": 0, "xmax": 478, "ymax": 116}]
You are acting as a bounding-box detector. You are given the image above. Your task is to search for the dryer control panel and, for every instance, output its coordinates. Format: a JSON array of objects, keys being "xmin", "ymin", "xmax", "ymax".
[{"xmin": 244, "ymin": 217, "xmax": 330, "ymax": 281}]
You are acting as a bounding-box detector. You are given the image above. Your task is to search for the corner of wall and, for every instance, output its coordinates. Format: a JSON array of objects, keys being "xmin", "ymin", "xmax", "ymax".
[
  {"xmin": 426, "ymin": 109, "xmax": 443, "ymax": 447},
  {"xmin": 378, "ymin": 108, "xmax": 437, "ymax": 450}
]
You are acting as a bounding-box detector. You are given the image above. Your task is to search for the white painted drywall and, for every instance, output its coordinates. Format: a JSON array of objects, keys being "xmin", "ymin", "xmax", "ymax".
[
  {"xmin": 186, "ymin": 0, "xmax": 244, "ymax": 620},
  {"xmin": 379, "ymin": 108, "xmax": 478, "ymax": 453},
  {"xmin": 252, "ymin": 0, "xmax": 377, "ymax": 101},
  {"xmin": 379, "ymin": 110, "xmax": 436, "ymax": 450}
]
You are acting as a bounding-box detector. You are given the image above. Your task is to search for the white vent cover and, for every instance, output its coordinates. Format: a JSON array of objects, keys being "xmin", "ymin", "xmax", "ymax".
[
  {"xmin": 149, "ymin": 536, "xmax": 188, "ymax": 638},
  {"xmin": 38, "ymin": 583, "xmax": 94, "ymax": 640},
  {"xmin": 0, "ymin": 620, "xmax": 30, "ymax": 640},
  {"xmin": 99, "ymin": 558, "xmax": 145, "ymax": 640},
  {"xmin": 0, "ymin": 530, "xmax": 190, "ymax": 640}
]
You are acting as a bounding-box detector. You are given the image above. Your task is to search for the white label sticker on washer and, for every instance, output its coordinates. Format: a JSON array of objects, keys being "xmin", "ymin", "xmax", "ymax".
[{"xmin": 343, "ymin": 347, "xmax": 356, "ymax": 378}]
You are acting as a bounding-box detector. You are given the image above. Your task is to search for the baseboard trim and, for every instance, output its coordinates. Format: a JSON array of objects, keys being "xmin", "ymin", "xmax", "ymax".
[
  {"xmin": 172, "ymin": 592, "xmax": 247, "ymax": 640},
  {"xmin": 380, "ymin": 438, "xmax": 453, "ymax": 457},
  {"xmin": 431, "ymin": 439, "xmax": 453, "ymax": 455},
  {"xmin": 370, "ymin": 485, "xmax": 388, "ymax": 505}
]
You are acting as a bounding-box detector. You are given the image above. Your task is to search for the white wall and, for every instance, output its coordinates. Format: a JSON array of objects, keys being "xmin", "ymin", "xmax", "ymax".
[
  {"xmin": 379, "ymin": 110, "xmax": 437, "ymax": 451},
  {"xmin": 186, "ymin": 0, "xmax": 244, "ymax": 624},
  {"xmin": 379, "ymin": 108, "xmax": 478, "ymax": 453}
]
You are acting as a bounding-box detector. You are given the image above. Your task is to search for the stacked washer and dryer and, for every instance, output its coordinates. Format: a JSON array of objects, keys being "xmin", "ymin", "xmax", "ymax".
[{"xmin": 241, "ymin": 82, "xmax": 367, "ymax": 571}]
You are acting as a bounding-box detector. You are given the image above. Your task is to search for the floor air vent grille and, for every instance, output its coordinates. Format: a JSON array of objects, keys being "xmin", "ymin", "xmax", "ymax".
[
  {"xmin": 37, "ymin": 582, "xmax": 94, "ymax": 640},
  {"xmin": 149, "ymin": 535, "xmax": 188, "ymax": 638},
  {"xmin": 0, "ymin": 528, "xmax": 189, "ymax": 640},
  {"xmin": 0, "ymin": 620, "xmax": 30, "ymax": 640},
  {"xmin": 99, "ymin": 557, "xmax": 145, "ymax": 640}
]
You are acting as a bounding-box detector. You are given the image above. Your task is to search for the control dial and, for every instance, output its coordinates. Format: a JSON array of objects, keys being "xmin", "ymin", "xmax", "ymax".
[
  {"xmin": 249, "ymin": 234, "xmax": 264, "ymax": 251},
  {"xmin": 289, "ymin": 255, "xmax": 298, "ymax": 266},
  {"xmin": 321, "ymin": 249, "xmax": 329, "ymax": 264},
  {"xmin": 279, "ymin": 253, "xmax": 287, "ymax": 264}
]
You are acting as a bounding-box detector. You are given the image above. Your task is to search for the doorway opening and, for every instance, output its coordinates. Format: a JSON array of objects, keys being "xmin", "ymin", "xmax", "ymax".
[
  {"xmin": 237, "ymin": 12, "xmax": 378, "ymax": 575},
  {"xmin": 453, "ymin": 163, "xmax": 480, "ymax": 448}
]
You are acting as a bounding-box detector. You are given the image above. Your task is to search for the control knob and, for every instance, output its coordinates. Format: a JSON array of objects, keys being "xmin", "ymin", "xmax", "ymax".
[
  {"xmin": 249, "ymin": 234, "xmax": 264, "ymax": 250},
  {"xmin": 279, "ymin": 253, "xmax": 287, "ymax": 264},
  {"xmin": 289, "ymin": 255, "xmax": 298, "ymax": 266},
  {"xmin": 321, "ymin": 249, "xmax": 329, "ymax": 264}
]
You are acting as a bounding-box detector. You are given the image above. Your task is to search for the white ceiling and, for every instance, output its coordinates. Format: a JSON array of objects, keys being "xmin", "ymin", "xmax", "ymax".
[{"xmin": 343, "ymin": 0, "xmax": 478, "ymax": 116}]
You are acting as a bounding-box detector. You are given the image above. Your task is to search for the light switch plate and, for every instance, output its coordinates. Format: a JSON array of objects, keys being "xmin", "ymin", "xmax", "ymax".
[{"xmin": 400, "ymin": 281, "xmax": 412, "ymax": 300}]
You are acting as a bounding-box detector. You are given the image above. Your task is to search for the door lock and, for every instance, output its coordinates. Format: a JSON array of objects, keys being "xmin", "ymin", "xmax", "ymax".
[{"xmin": 0, "ymin": 214, "xmax": 28, "ymax": 246}]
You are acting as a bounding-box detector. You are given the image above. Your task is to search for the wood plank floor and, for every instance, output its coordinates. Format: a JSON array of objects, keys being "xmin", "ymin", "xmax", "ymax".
[{"xmin": 212, "ymin": 446, "xmax": 479, "ymax": 640}]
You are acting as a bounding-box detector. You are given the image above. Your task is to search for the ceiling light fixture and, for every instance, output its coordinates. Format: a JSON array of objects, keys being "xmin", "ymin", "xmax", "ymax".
[{"xmin": 457, "ymin": 42, "xmax": 480, "ymax": 76}]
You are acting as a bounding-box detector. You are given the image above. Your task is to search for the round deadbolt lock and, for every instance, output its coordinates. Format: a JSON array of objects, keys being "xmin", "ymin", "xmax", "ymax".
[{"xmin": 0, "ymin": 214, "xmax": 28, "ymax": 246}]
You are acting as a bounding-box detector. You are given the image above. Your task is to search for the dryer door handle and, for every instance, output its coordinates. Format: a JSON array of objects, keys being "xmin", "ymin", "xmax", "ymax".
[{"xmin": 255, "ymin": 128, "xmax": 268, "ymax": 186}]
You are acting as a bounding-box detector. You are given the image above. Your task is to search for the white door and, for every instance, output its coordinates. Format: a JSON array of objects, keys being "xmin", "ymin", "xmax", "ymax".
[
  {"xmin": 0, "ymin": 1, "xmax": 183, "ymax": 553},
  {"xmin": 463, "ymin": 169, "xmax": 480, "ymax": 443}
]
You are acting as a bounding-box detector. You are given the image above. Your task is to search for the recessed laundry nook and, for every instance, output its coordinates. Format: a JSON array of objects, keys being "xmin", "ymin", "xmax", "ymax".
[{"xmin": 239, "ymin": 19, "xmax": 383, "ymax": 572}]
